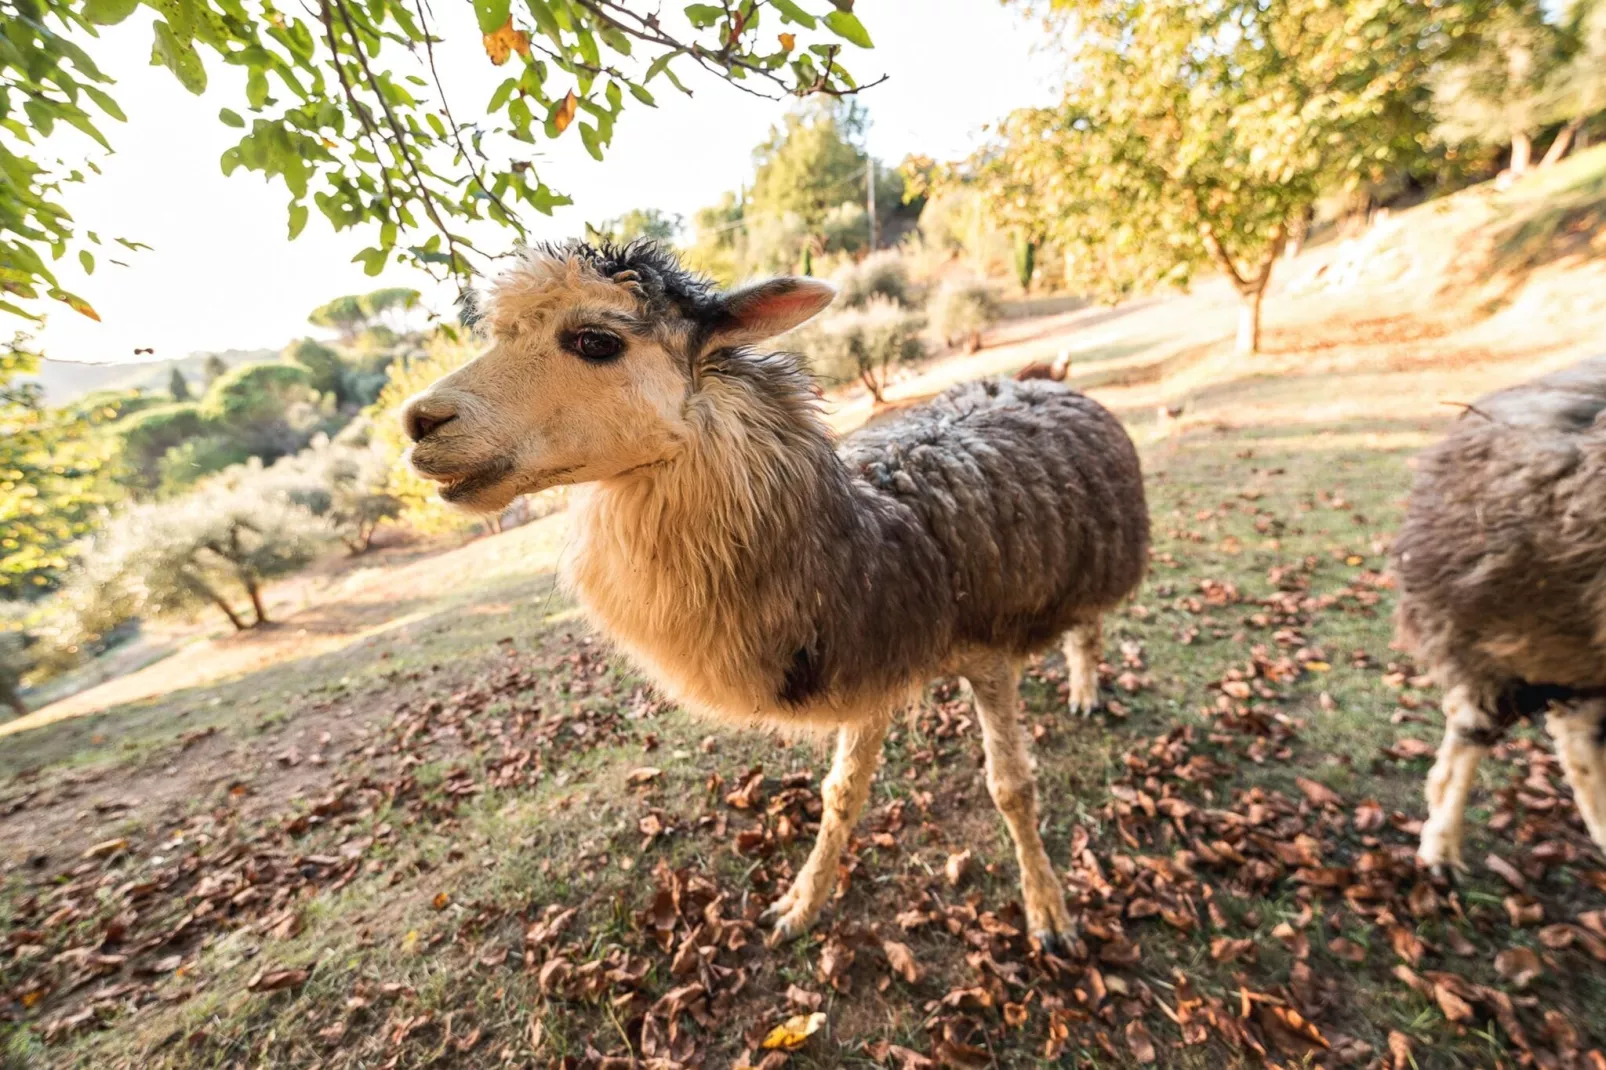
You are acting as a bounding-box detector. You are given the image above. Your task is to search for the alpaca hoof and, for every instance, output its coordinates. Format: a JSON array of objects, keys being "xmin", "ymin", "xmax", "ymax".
[
  {"xmin": 763, "ymin": 904, "xmax": 816, "ymax": 947},
  {"xmin": 1069, "ymin": 696, "xmax": 1102, "ymax": 718},
  {"xmin": 1025, "ymin": 895, "xmax": 1078, "ymax": 955},
  {"xmin": 1031, "ymin": 928, "xmax": 1074, "ymax": 956},
  {"xmin": 1417, "ymin": 825, "xmax": 1465, "ymax": 876}
]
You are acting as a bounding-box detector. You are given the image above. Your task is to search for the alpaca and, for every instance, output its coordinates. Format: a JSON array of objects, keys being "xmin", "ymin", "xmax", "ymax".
[
  {"xmin": 403, "ymin": 241, "xmax": 1150, "ymax": 945},
  {"xmin": 1393, "ymin": 355, "xmax": 1606, "ymax": 873}
]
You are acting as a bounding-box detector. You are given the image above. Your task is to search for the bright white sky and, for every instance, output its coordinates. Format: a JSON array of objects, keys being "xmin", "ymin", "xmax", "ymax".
[{"xmin": 33, "ymin": 1, "xmax": 1060, "ymax": 365}]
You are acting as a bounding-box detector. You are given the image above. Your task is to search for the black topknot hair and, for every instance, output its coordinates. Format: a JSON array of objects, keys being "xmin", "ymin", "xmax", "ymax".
[{"xmin": 529, "ymin": 238, "xmax": 727, "ymax": 324}]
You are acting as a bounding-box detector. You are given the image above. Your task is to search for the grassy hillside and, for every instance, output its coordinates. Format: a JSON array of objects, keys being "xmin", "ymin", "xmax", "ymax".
[
  {"xmin": 3, "ymin": 157, "xmax": 1606, "ymax": 1068},
  {"xmin": 24, "ymin": 349, "xmax": 278, "ymax": 406}
]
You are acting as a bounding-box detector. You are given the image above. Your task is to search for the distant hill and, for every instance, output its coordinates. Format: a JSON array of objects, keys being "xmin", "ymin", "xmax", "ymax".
[{"xmin": 25, "ymin": 349, "xmax": 280, "ymax": 405}]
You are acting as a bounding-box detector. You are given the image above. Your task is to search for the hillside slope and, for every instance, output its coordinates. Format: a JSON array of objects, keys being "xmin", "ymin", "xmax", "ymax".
[
  {"xmin": 23, "ymin": 348, "xmax": 277, "ymax": 405},
  {"xmin": 3, "ymin": 153, "xmax": 1606, "ymax": 1070}
]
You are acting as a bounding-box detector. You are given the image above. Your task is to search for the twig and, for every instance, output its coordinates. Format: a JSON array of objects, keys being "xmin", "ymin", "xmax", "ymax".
[
  {"xmin": 331, "ymin": 0, "xmax": 480, "ymax": 277},
  {"xmin": 410, "ymin": 0, "xmax": 523, "ymax": 239}
]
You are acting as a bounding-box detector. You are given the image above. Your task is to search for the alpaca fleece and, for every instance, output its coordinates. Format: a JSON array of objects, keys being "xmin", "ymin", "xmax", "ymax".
[
  {"xmin": 1393, "ymin": 354, "xmax": 1606, "ymax": 738},
  {"xmin": 571, "ymin": 345, "xmax": 1150, "ymax": 726}
]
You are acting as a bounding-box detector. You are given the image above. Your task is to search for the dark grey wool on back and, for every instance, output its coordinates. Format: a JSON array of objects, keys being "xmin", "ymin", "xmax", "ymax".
[
  {"xmin": 697, "ymin": 352, "xmax": 1149, "ymax": 710},
  {"xmin": 1392, "ymin": 354, "xmax": 1606, "ymax": 733}
]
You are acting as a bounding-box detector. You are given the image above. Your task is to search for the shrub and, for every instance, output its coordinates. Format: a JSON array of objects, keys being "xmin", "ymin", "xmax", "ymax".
[
  {"xmin": 0, "ymin": 603, "xmax": 31, "ymax": 716},
  {"xmin": 157, "ymin": 435, "xmax": 255, "ymax": 496},
  {"xmin": 199, "ymin": 362, "xmax": 313, "ymax": 425},
  {"xmin": 831, "ymin": 251, "xmax": 913, "ymax": 309},
  {"xmin": 254, "ymin": 430, "xmax": 402, "ymax": 553},
  {"xmin": 793, "ymin": 297, "xmax": 925, "ymax": 402},
  {"xmin": 71, "ymin": 481, "xmax": 333, "ymax": 633},
  {"xmin": 368, "ymin": 334, "xmax": 486, "ymax": 534},
  {"xmin": 928, "ymin": 277, "xmax": 1000, "ymax": 353}
]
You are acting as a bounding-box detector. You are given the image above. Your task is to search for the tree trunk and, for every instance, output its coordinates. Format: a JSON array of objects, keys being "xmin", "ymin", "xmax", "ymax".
[
  {"xmin": 1235, "ymin": 290, "xmax": 1265, "ymax": 355},
  {"xmin": 1510, "ymin": 131, "xmax": 1533, "ymax": 175},
  {"xmin": 859, "ymin": 366, "xmax": 886, "ymax": 404},
  {"xmin": 1540, "ymin": 119, "xmax": 1584, "ymax": 168},
  {"xmin": 243, "ymin": 576, "xmax": 268, "ymax": 625},
  {"xmin": 206, "ymin": 588, "xmax": 247, "ymax": 631}
]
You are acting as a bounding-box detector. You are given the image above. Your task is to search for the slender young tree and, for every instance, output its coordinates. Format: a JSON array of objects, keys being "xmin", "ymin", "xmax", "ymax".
[{"xmin": 964, "ymin": 0, "xmax": 1486, "ymax": 354}]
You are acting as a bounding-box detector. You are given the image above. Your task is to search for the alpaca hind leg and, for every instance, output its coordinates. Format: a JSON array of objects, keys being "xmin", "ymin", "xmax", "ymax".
[
  {"xmin": 1063, "ymin": 617, "xmax": 1103, "ymax": 716},
  {"xmin": 1419, "ymin": 684, "xmax": 1495, "ymax": 873},
  {"xmin": 1547, "ymin": 699, "xmax": 1606, "ymax": 855},
  {"xmin": 766, "ymin": 713, "xmax": 890, "ymax": 941},
  {"xmin": 966, "ymin": 655, "xmax": 1076, "ymax": 950}
]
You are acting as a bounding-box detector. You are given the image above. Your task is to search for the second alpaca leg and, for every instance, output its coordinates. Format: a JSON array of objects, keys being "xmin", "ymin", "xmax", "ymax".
[
  {"xmin": 767, "ymin": 713, "xmax": 890, "ymax": 940},
  {"xmin": 1548, "ymin": 699, "xmax": 1606, "ymax": 853},
  {"xmin": 1064, "ymin": 617, "xmax": 1102, "ymax": 716},
  {"xmin": 1419, "ymin": 684, "xmax": 1496, "ymax": 872},
  {"xmin": 966, "ymin": 655, "xmax": 1077, "ymax": 949}
]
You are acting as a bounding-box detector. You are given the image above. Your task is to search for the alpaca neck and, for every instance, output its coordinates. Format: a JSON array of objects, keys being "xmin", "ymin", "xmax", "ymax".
[{"xmin": 566, "ymin": 355, "xmax": 863, "ymax": 718}]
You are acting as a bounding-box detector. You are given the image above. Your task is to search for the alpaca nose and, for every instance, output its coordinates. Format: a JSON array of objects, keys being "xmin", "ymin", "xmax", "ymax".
[{"xmin": 404, "ymin": 396, "xmax": 458, "ymax": 442}]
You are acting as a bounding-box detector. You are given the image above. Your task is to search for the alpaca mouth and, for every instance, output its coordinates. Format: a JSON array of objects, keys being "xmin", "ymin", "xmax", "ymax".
[{"xmin": 428, "ymin": 457, "xmax": 516, "ymax": 504}]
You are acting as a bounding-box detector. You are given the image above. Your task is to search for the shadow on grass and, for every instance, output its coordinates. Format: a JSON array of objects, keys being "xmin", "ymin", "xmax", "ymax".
[
  {"xmin": 0, "ymin": 574, "xmax": 560, "ymax": 782},
  {"xmin": 1486, "ymin": 153, "xmax": 1606, "ymax": 278}
]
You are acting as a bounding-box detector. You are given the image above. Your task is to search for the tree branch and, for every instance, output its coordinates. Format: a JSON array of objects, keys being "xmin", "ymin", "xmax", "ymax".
[
  {"xmin": 410, "ymin": 0, "xmax": 524, "ymax": 237},
  {"xmin": 330, "ymin": 0, "xmax": 479, "ymax": 276}
]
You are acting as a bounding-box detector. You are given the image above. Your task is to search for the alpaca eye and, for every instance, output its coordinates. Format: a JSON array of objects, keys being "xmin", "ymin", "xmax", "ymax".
[{"xmin": 570, "ymin": 328, "xmax": 623, "ymax": 363}]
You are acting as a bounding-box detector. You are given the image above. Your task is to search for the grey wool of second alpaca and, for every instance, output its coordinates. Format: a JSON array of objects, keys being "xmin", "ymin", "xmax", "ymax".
[
  {"xmin": 401, "ymin": 240, "xmax": 1151, "ymax": 944},
  {"xmin": 1393, "ymin": 354, "xmax": 1606, "ymax": 874}
]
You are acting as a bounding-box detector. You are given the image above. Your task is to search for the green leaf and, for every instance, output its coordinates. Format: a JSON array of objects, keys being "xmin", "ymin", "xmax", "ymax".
[
  {"xmin": 246, "ymin": 70, "xmax": 269, "ymax": 109},
  {"xmin": 628, "ymin": 82, "xmax": 656, "ymax": 106},
  {"xmin": 823, "ymin": 10, "xmax": 872, "ymax": 48},
  {"xmin": 288, "ymin": 204, "xmax": 309, "ymax": 240},
  {"xmin": 219, "ymin": 107, "xmax": 246, "ymax": 128},
  {"xmin": 769, "ymin": 0, "xmax": 816, "ymax": 28},
  {"xmin": 83, "ymin": 0, "xmax": 141, "ymax": 25},
  {"xmin": 151, "ymin": 19, "xmax": 208, "ymax": 94},
  {"xmin": 525, "ymin": 0, "xmax": 562, "ymax": 41},
  {"xmin": 353, "ymin": 247, "xmax": 387, "ymax": 276},
  {"xmin": 487, "ymin": 78, "xmax": 518, "ymax": 113},
  {"xmin": 684, "ymin": 4, "xmax": 723, "ymax": 29},
  {"xmin": 80, "ymin": 85, "xmax": 128, "ymax": 123},
  {"xmin": 79, "ymin": 250, "xmax": 95, "ymax": 274},
  {"xmin": 579, "ymin": 121, "xmax": 603, "ymax": 161},
  {"xmin": 473, "ymin": 0, "xmax": 512, "ymax": 34}
]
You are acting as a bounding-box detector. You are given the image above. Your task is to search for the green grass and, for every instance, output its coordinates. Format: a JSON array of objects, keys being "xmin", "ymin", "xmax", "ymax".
[{"xmin": 3, "ymin": 418, "xmax": 1605, "ymax": 1069}]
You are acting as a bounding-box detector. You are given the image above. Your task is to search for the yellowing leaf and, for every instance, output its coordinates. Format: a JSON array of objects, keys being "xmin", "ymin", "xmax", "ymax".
[
  {"xmin": 778, "ymin": 32, "xmax": 796, "ymax": 51},
  {"xmin": 554, "ymin": 91, "xmax": 578, "ymax": 133},
  {"xmin": 1305, "ymin": 660, "xmax": 1331, "ymax": 672},
  {"xmin": 761, "ymin": 1011, "xmax": 825, "ymax": 1050},
  {"xmin": 401, "ymin": 929, "xmax": 421, "ymax": 953},
  {"xmin": 482, "ymin": 18, "xmax": 530, "ymax": 66}
]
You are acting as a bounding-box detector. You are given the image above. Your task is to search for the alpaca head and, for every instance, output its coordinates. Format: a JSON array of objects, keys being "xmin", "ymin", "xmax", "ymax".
[{"xmin": 403, "ymin": 241, "xmax": 835, "ymax": 512}]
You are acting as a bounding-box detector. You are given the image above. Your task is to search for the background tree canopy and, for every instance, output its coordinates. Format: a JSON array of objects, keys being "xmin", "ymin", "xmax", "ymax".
[
  {"xmin": 1, "ymin": 0, "xmax": 876, "ymax": 326},
  {"xmin": 954, "ymin": 0, "xmax": 1496, "ymax": 353}
]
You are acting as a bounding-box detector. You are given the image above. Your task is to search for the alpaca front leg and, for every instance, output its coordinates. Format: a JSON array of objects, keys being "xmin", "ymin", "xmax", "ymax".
[
  {"xmin": 1063, "ymin": 618, "xmax": 1102, "ymax": 716},
  {"xmin": 1419, "ymin": 685, "xmax": 1494, "ymax": 874},
  {"xmin": 766, "ymin": 714, "xmax": 889, "ymax": 941},
  {"xmin": 1547, "ymin": 699, "xmax": 1606, "ymax": 854},
  {"xmin": 967, "ymin": 657, "xmax": 1077, "ymax": 950}
]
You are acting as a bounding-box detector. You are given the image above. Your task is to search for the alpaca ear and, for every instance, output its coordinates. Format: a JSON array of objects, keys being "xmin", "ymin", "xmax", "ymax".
[
  {"xmin": 707, "ymin": 277, "xmax": 836, "ymax": 348},
  {"xmin": 456, "ymin": 286, "xmax": 484, "ymax": 330}
]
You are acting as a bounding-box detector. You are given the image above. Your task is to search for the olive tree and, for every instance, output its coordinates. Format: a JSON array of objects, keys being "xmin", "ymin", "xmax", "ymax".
[{"xmin": 74, "ymin": 481, "xmax": 332, "ymax": 631}]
